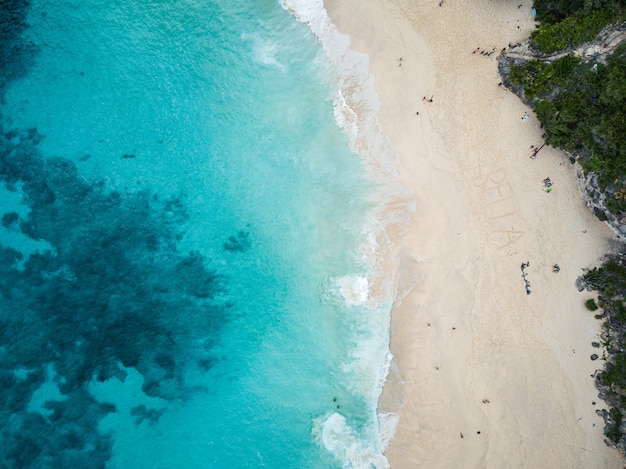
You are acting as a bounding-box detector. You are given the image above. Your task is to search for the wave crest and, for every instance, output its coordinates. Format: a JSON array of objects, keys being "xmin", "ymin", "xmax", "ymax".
[{"xmin": 282, "ymin": 1, "xmax": 415, "ymax": 467}]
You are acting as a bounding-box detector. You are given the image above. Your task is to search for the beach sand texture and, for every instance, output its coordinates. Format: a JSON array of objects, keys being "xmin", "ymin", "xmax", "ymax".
[{"xmin": 325, "ymin": 0, "xmax": 625, "ymax": 467}]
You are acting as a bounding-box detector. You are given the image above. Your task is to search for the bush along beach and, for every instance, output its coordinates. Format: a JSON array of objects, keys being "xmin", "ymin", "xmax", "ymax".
[
  {"xmin": 500, "ymin": 0, "xmax": 626, "ymax": 451},
  {"xmin": 579, "ymin": 255, "xmax": 626, "ymax": 450},
  {"xmin": 499, "ymin": 1, "xmax": 626, "ymax": 237}
]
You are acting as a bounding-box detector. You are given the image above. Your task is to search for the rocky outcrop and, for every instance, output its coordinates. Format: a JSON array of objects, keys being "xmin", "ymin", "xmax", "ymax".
[
  {"xmin": 497, "ymin": 25, "xmax": 626, "ymax": 239},
  {"xmin": 577, "ymin": 253, "xmax": 626, "ymax": 452},
  {"xmin": 577, "ymin": 169, "xmax": 626, "ymax": 239},
  {"xmin": 502, "ymin": 16, "xmax": 626, "ymax": 453}
]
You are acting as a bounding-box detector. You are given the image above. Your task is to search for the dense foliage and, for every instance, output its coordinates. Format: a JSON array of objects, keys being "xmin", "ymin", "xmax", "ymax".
[
  {"xmin": 534, "ymin": 0, "xmax": 626, "ymax": 24},
  {"xmin": 509, "ymin": 43, "xmax": 626, "ymax": 186},
  {"xmin": 582, "ymin": 258, "xmax": 626, "ymax": 444},
  {"xmin": 509, "ymin": 55, "xmax": 581, "ymax": 99},
  {"xmin": 531, "ymin": 8, "xmax": 619, "ymax": 53},
  {"xmin": 510, "ymin": 0, "xmax": 626, "ymax": 451},
  {"xmin": 530, "ymin": 10, "xmax": 619, "ymax": 54}
]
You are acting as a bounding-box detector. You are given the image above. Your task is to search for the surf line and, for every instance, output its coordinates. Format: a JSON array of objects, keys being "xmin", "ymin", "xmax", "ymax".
[{"xmin": 471, "ymin": 166, "xmax": 525, "ymax": 250}]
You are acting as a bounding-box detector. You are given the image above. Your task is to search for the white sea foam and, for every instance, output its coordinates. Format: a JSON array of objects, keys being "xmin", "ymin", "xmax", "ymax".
[
  {"xmin": 334, "ymin": 274, "xmax": 369, "ymax": 306},
  {"xmin": 314, "ymin": 413, "xmax": 389, "ymax": 469},
  {"xmin": 241, "ymin": 32, "xmax": 287, "ymax": 71},
  {"xmin": 280, "ymin": 0, "xmax": 408, "ymax": 183},
  {"xmin": 333, "ymin": 91, "xmax": 358, "ymax": 144},
  {"xmin": 377, "ymin": 412, "xmax": 399, "ymax": 452},
  {"xmin": 282, "ymin": 0, "xmax": 415, "ymax": 466}
]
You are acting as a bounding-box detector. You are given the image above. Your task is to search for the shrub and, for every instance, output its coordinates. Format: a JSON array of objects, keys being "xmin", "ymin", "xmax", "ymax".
[
  {"xmin": 526, "ymin": 44, "xmax": 626, "ymax": 188},
  {"xmin": 586, "ymin": 298, "xmax": 599, "ymax": 311},
  {"xmin": 530, "ymin": 9, "xmax": 617, "ymax": 53},
  {"xmin": 509, "ymin": 56, "xmax": 582, "ymax": 99}
]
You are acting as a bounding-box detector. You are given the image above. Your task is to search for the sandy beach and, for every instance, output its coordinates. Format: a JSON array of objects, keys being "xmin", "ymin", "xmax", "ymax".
[{"xmin": 324, "ymin": 0, "xmax": 624, "ymax": 467}]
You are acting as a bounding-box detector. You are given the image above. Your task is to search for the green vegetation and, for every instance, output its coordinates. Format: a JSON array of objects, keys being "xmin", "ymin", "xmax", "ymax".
[
  {"xmin": 531, "ymin": 8, "xmax": 618, "ymax": 53},
  {"xmin": 531, "ymin": 0, "xmax": 626, "ymax": 53},
  {"xmin": 509, "ymin": 55, "xmax": 581, "ymax": 99},
  {"xmin": 509, "ymin": 0, "xmax": 626, "ymax": 449},
  {"xmin": 534, "ymin": 0, "xmax": 626, "ymax": 23},
  {"xmin": 586, "ymin": 260, "xmax": 626, "ymax": 298},
  {"xmin": 607, "ymin": 407, "xmax": 624, "ymax": 443},
  {"xmin": 510, "ymin": 43, "xmax": 626, "ymax": 187},
  {"xmin": 530, "ymin": 10, "xmax": 618, "ymax": 54},
  {"xmin": 582, "ymin": 258, "xmax": 626, "ymax": 444}
]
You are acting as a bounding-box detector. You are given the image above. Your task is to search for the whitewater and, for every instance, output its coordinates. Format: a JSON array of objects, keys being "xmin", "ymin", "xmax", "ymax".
[{"xmin": 0, "ymin": 0, "xmax": 412, "ymax": 467}]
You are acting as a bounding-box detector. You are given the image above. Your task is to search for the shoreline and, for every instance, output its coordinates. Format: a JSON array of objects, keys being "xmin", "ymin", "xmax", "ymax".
[{"xmin": 325, "ymin": 0, "xmax": 624, "ymax": 467}]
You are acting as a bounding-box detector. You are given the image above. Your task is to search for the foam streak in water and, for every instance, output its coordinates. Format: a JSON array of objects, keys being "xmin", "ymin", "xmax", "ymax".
[{"xmin": 282, "ymin": 0, "xmax": 415, "ymax": 467}]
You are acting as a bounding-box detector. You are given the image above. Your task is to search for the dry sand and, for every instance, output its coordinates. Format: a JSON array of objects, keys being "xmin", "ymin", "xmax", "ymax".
[{"xmin": 324, "ymin": 0, "xmax": 624, "ymax": 467}]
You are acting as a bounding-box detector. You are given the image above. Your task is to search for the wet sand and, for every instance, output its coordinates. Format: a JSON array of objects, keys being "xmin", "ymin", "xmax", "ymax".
[{"xmin": 325, "ymin": 0, "xmax": 624, "ymax": 467}]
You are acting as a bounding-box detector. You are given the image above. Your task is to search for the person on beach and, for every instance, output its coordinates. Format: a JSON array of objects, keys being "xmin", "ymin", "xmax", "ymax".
[{"xmin": 530, "ymin": 144, "xmax": 545, "ymax": 159}]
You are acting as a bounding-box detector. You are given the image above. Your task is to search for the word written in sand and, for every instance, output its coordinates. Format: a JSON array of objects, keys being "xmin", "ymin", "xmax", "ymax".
[{"xmin": 472, "ymin": 167, "xmax": 524, "ymax": 250}]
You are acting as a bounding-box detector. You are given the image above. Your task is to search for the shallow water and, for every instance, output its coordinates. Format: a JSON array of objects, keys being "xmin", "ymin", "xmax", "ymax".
[{"xmin": 0, "ymin": 0, "xmax": 404, "ymax": 467}]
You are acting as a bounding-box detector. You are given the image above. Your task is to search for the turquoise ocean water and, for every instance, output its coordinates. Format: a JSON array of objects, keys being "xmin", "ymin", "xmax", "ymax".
[{"xmin": 0, "ymin": 0, "xmax": 410, "ymax": 467}]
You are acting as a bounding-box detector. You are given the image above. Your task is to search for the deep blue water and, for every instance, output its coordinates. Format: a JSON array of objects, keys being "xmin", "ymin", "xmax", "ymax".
[{"xmin": 0, "ymin": 0, "xmax": 402, "ymax": 467}]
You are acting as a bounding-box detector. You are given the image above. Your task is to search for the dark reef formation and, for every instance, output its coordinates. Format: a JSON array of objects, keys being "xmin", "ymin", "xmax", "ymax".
[
  {"xmin": 0, "ymin": 121, "xmax": 231, "ymax": 468},
  {"xmin": 0, "ymin": 1, "xmax": 236, "ymax": 466},
  {"xmin": 0, "ymin": 0, "xmax": 38, "ymax": 100}
]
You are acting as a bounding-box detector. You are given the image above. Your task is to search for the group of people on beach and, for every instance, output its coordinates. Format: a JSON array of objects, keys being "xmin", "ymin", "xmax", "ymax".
[
  {"xmin": 521, "ymin": 262, "xmax": 532, "ymax": 295},
  {"xmin": 470, "ymin": 39, "xmax": 523, "ymax": 58},
  {"xmin": 543, "ymin": 177, "xmax": 554, "ymax": 193},
  {"xmin": 520, "ymin": 260, "xmax": 561, "ymax": 294},
  {"xmin": 472, "ymin": 46, "xmax": 497, "ymax": 57},
  {"xmin": 414, "ymin": 95, "xmax": 434, "ymax": 115}
]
